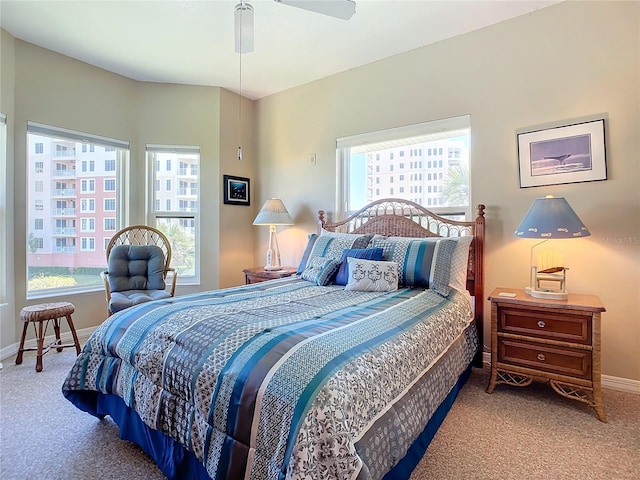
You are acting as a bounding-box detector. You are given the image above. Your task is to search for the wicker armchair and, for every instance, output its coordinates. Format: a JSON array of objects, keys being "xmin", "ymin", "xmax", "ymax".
[{"xmin": 101, "ymin": 225, "xmax": 178, "ymax": 316}]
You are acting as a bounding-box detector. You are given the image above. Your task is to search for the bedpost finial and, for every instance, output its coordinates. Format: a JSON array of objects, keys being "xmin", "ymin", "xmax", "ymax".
[{"xmin": 477, "ymin": 204, "xmax": 486, "ymax": 218}]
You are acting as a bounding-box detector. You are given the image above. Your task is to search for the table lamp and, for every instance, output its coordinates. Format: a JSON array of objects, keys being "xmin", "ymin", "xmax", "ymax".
[
  {"xmin": 253, "ymin": 198, "xmax": 294, "ymax": 271},
  {"xmin": 514, "ymin": 195, "xmax": 590, "ymax": 300}
]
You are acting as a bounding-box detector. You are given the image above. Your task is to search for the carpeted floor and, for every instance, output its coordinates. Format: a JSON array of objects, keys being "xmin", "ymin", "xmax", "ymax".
[{"xmin": 1, "ymin": 348, "xmax": 638, "ymax": 479}]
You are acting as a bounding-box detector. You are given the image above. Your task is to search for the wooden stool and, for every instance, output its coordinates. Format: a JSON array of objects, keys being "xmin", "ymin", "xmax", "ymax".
[{"xmin": 15, "ymin": 302, "xmax": 81, "ymax": 372}]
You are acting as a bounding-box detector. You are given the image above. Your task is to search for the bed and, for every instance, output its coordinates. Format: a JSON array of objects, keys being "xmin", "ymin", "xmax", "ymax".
[{"xmin": 63, "ymin": 198, "xmax": 486, "ymax": 480}]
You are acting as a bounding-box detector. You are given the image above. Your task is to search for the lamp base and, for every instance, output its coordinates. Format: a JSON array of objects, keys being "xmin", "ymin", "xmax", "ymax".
[
  {"xmin": 263, "ymin": 266, "xmax": 283, "ymax": 271},
  {"xmin": 525, "ymin": 286, "xmax": 568, "ymax": 300}
]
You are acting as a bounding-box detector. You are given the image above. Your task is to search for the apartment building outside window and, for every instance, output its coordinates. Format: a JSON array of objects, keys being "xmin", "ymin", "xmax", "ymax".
[
  {"xmin": 26, "ymin": 122, "xmax": 129, "ymax": 297},
  {"xmin": 146, "ymin": 144, "xmax": 200, "ymax": 284},
  {"xmin": 336, "ymin": 115, "xmax": 471, "ymax": 221}
]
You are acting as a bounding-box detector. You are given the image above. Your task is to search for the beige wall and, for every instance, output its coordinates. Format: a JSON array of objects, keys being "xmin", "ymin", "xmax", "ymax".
[
  {"xmin": 218, "ymin": 87, "xmax": 257, "ymax": 288},
  {"xmin": 254, "ymin": 1, "xmax": 640, "ymax": 381},
  {"xmin": 1, "ymin": 39, "xmax": 256, "ymax": 351}
]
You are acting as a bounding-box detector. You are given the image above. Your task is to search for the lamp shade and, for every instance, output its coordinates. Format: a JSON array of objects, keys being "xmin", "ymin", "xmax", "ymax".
[
  {"xmin": 253, "ymin": 199, "xmax": 294, "ymax": 226},
  {"xmin": 514, "ymin": 196, "xmax": 590, "ymax": 239}
]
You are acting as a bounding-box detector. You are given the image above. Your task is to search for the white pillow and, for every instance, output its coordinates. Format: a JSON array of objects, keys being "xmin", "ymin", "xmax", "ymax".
[{"xmin": 344, "ymin": 257, "xmax": 398, "ymax": 292}]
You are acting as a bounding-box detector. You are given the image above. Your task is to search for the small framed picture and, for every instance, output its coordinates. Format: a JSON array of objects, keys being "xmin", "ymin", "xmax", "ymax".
[
  {"xmin": 517, "ymin": 118, "xmax": 607, "ymax": 188},
  {"xmin": 223, "ymin": 175, "xmax": 250, "ymax": 206}
]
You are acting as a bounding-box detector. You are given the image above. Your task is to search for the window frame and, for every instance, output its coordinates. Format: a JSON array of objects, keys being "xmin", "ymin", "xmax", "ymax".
[
  {"xmin": 146, "ymin": 144, "xmax": 200, "ymax": 285},
  {"xmin": 336, "ymin": 115, "xmax": 471, "ymax": 220},
  {"xmin": 26, "ymin": 121, "xmax": 129, "ymax": 298}
]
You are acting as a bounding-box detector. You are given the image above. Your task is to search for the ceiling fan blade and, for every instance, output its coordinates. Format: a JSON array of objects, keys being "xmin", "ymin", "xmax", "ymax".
[{"xmin": 275, "ymin": 0, "xmax": 356, "ymax": 20}]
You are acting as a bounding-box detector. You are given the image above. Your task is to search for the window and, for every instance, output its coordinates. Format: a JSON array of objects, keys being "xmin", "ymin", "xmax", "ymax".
[
  {"xmin": 336, "ymin": 115, "xmax": 470, "ymax": 220},
  {"xmin": 147, "ymin": 144, "xmax": 200, "ymax": 283},
  {"xmin": 81, "ymin": 218, "xmax": 95, "ymax": 232},
  {"xmin": 81, "ymin": 159, "xmax": 95, "ymax": 173},
  {"xmin": 81, "ymin": 179, "xmax": 95, "ymax": 193},
  {"xmin": 81, "ymin": 198, "xmax": 95, "ymax": 212},
  {"xmin": 81, "ymin": 237, "xmax": 95, "ymax": 251},
  {"xmin": 104, "ymin": 218, "xmax": 116, "ymax": 231},
  {"xmin": 26, "ymin": 121, "xmax": 129, "ymax": 296},
  {"xmin": 35, "ymin": 219, "xmax": 44, "ymax": 230}
]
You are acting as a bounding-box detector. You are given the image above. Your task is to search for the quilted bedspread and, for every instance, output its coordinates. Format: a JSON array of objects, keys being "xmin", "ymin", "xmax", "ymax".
[{"xmin": 62, "ymin": 276, "xmax": 477, "ymax": 480}]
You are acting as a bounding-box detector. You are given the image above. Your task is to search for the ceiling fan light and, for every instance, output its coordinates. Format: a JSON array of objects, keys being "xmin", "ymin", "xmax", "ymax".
[{"xmin": 234, "ymin": 2, "xmax": 254, "ymax": 53}]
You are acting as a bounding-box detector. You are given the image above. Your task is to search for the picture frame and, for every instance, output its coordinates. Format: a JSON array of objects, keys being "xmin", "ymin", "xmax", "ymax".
[
  {"xmin": 517, "ymin": 118, "xmax": 607, "ymax": 188},
  {"xmin": 223, "ymin": 174, "xmax": 250, "ymax": 206}
]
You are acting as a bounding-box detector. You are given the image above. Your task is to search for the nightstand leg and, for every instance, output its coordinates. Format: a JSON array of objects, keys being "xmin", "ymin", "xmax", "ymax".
[
  {"xmin": 486, "ymin": 301, "xmax": 498, "ymax": 394},
  {"xmin": 592, "ymin": 381, "xmax": 607, "ymax": 422},
  {"xmin": 593, "ymin": 403, "xmax": 607, "ymax": 422},
  {"xmin": 486, "ymin": 371, "xmax": 497, "ymax": 393}
]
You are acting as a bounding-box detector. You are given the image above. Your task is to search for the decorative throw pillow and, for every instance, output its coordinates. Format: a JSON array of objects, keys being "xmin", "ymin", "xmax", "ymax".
[
  {"xmin": 300, "ymin": 256, "xmax": 341, "ymax": 286},
  {"xmin": 296, "ymin": 233, "xmax": 319, "ymax": 274},
  {"xmin": 344, "ymin": 257, "xmax": 398, "ymax": 292},
  {"xmin": 334, "ymin": 247, "xmax": 384, "ymax": 286},
  {"xmin": 305, "ymin": 232, "xmax": 373, "ymax": 268},
  {"xmin": 372, "ymin": 237, "xmax": 461, "ymax": 296}
]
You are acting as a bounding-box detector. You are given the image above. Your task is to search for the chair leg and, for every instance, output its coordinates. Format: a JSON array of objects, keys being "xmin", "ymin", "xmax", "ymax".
[
  {"xmin": 53, "ymin": 317, "xmax": 63, "ymax": 352},
  {"xmin": 15, "ymin": 322, "xmax": 29, "ymax": 365},
  {"xmin": 65, "ymin": 314, "xmax": 82, "ymax": 355},
  {"xmin": 35, "ymin": 320, "xmax": 45, "ymax": 372}
]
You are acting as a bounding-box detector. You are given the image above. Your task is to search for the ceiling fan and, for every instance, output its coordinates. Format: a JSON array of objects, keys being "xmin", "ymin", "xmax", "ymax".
[{"xmin": 235, "ymin": 0, "xmax": 357, "ymax": 53}]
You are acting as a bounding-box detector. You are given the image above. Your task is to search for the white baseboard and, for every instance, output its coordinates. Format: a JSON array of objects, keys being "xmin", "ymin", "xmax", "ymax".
[{"xmin": 481, "ymin": 352, "xmax": 639, "ymax": 395}]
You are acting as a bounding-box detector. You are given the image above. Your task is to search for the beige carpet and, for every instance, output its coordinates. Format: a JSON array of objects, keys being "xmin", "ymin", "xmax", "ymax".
[{"xmin": 1, "ymin": 348, "xmax": 638, "ymax": 480}]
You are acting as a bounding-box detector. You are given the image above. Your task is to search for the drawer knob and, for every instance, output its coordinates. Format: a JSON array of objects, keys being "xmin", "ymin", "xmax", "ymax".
[
  {"xmin": 537, "ymin": 353, "xmax": 546, "ymax": 361},
  {"xmin": 537, "ymin": 320, "xmax": 546, "ymax": 328}
]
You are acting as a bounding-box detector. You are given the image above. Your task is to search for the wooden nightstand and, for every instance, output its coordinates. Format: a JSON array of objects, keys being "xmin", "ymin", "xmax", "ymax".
[
  {"xmin": 486, "ymin": 288, "xmax": 606, "ymax": 422},
  {"xmin": 243, "ymin": 266, "xmax": 297, "ymax": 284}
]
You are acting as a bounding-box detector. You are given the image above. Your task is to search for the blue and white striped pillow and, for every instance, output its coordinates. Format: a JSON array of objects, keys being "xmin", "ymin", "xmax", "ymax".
[{"xmin": 372, "ymin": 237, "xmax": 466, "ymax": 296}]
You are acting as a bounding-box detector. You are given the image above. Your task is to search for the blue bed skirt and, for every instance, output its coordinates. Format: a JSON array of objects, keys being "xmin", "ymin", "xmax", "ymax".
[{"xmin": 66, "ymin": 365, "xmax": 472, "ymax": 480}]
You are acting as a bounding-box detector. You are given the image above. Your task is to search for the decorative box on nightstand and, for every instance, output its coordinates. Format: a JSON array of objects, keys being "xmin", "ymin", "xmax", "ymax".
[
  {"xmin": 486, "ymin": 288, "xmax": 606, "ymax": 422},
  {"xmin": 243, "ymin": 266, "xmax": 297, "ymax": 284}
]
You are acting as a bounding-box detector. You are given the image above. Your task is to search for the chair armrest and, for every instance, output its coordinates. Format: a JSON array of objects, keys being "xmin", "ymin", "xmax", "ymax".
[
  {"xmin": 165, "ymin": 268, "xmax": 178, "ymax": 296},
  {"xmin": 100, "ymin": 270, "xmax": 113, "ymax": 316}
]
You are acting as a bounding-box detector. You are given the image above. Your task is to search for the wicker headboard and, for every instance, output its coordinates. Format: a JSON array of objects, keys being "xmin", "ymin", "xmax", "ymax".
[{"xmin": 318, "ymin": 198, "xmax": 485, "ymax": 367}]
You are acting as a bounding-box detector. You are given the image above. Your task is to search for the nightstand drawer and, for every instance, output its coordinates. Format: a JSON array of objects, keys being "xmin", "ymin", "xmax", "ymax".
[
  {"xmin": 498, "ymin": 339, "xmax": 592, "ymax": 380},
  {"xmin": 499, "ymin": 307, "xmax": 591, "ymax": 345}
]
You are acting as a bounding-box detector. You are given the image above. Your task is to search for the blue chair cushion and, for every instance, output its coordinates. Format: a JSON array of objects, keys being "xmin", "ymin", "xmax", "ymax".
[
  {"xmin": 109, "ymin": 289, "xmax": 172, "ymax": 314},
  {"xmin": 108, "ymin": 245, "xmax": 166, "ymax": 293}
]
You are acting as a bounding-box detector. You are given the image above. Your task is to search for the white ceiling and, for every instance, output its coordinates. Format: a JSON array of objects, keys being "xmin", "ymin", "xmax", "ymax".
[{"xmin": 0, "ymin": 0, "xmax": 562, "ymax": 100}]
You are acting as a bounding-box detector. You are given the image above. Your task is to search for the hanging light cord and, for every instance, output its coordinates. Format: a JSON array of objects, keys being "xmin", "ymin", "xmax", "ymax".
[{"xmin": 237, "ymin": 2, "xmax": 244, "ymax": 160}]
